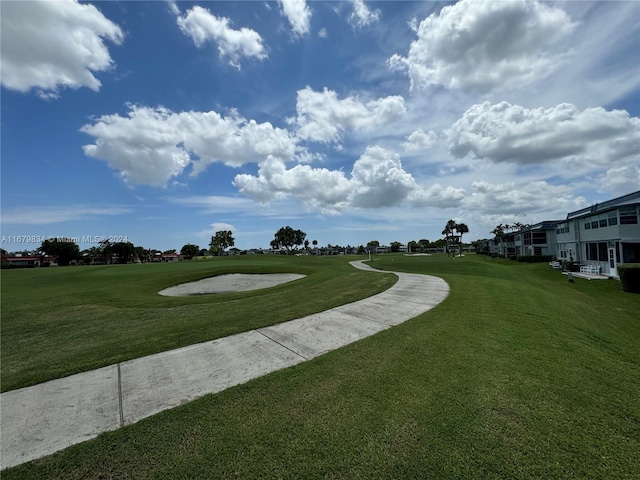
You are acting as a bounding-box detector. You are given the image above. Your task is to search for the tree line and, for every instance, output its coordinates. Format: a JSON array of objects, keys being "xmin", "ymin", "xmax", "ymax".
[{"xmin": 3, "ymin": 221, "xmax": 473, "ymax": 267}]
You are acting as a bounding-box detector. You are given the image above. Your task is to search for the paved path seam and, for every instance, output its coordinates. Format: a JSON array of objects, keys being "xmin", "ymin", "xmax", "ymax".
[{"xmin": 0, "ymin": 260, "xmax": 449, "ymax": 470}]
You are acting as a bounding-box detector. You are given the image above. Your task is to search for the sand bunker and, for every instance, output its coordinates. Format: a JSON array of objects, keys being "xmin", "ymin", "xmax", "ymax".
[
  {"xmin": 404, "ymin": 253, "xmax": 432, "ymax": 256},
  {"xmin": 158, "ymin": 273, "xmax": 306, "ymax": 296}
]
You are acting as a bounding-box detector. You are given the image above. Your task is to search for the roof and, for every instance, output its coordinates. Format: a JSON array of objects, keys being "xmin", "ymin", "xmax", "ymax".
[
  {"xmin": 566, "ymin": 190, "xmax": 640, "ymax": 220},
  {"xmin": 521, "ymin": 220, "xmax": 563, "ymax": 231}
]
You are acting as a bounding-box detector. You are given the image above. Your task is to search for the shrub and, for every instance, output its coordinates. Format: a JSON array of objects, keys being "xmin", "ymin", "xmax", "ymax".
[
  {"xmin": 618, "ymin": 264, "xmax": 640, "ymax": 294},
  {"xmin": 517, "ymin": 255, "xmax": 555, "ymax": 263},
  {"xmin": 564, "ymin": 261, "xmax": 580, "ymax": 272}
]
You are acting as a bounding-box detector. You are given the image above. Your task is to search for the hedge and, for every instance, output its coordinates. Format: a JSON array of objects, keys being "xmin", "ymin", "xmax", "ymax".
[
  {"xmin": 516, "ymin": 255, "xmax": 555, "ymax": 263},
  {"xmin": 618, "ymin": 264, "xmax": 640, "ymax": 294}
]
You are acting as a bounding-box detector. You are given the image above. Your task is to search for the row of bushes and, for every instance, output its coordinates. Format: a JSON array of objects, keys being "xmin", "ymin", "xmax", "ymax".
[
  {"xmin": 618, "ymin": 264, "xmax": 640, "ymax": 293},
  {"xmin": 1, "ymin": 262, "xmax": 51, "ymax": 269},
  {"xmin": 485, "ymin": 253, "xmax": 556, "ymax": 263},
  {"xmin": 516, "ymin": 255, "xmax": 555, "ymax": 263}
]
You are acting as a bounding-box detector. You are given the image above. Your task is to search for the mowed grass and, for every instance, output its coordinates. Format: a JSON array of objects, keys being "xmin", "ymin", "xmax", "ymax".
[
  {"xmin": 4, "ymin": 254, "xmax": 640, "ymax": 479},
  {"xmin": 0, "ymin": 255, "xmax": 395, "ymax": 392}
]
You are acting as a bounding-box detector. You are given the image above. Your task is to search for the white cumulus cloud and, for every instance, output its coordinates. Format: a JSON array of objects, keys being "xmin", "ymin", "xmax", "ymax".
[
  {"xmin": 0, "ymin": 0, "xmax": 123, "ymax": 97},
  {"xmin": 349, "ymin": 146, "xmax": 417, "ymax": 208},
  {"xmin": 81, "ymin": 105, "xmax": 297, "ymax": 186},
  {"xmin": 293, "ymin": 87, "xmax": 406, "ymax": 143},
  {"xmin": 403, "ymin": 129, "xmax": 438, "ymax": 152},
  {"xmin": 349, "ymin": 0, "xmax": 380, "ymax": 29},
  {"xmin": 464, "ymin": 180, "xmax": 585, "ymax": 217},
  {"xmin": 408, "ymin": 184, "xmax": 466, "ymax": 209},
  {"xmin": 176, "ymin": 6, "xmax": 267, "ymax": 68},
  {"xmin": 278, "ymin": 0, "xmax": 312, "ymax": 37},
  {"xmin": 446, "ymin": 101, "xmax": 640, "ymax": 172},
  {"xmin": 599, "ymin": 165, "xmax": 640, "ymax": 195},
  {"xmin": 388, "ymin": 0, "xmax": 575, "ymax": 91},
  {"xmin": 234, "ymin": 146, "xmax": 428, "ymax": 212}
]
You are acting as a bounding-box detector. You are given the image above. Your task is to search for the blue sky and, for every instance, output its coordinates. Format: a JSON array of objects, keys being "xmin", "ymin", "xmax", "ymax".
[{"xmin": 2, "ymin": 0, "xmax": 639, "ymax": 252}]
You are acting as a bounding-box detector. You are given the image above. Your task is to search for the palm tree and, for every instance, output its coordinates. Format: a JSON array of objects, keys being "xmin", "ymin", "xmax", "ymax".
[
  {"xmin": 491, "ymin": 224, "xmax": 505, "ymax": 238},
  {"xmin": 455, "ymin": 223, "xmax": 469, "ymax": 253},
  {"xmin": 442, "ymin": 219, "xmax": 458, "ymax": 256}
]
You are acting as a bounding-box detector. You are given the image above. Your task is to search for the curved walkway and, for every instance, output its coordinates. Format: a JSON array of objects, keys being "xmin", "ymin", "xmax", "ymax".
[{"xmin": 0, "ymin": 261, "xmax": 449, "ymax": 470}]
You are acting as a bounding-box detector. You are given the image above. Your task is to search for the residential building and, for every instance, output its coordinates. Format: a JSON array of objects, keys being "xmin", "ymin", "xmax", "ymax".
[
  {"xmin": 160, "ymin": 253, "xmax": 182, "ymax": 262},
  {"xmin": 489, "ymin": 232, "xmax": 516, "ymax": 257},
  {"xmin": 514, "ymin": 221, "xmax": 561, "ymax": 257},
  {"xmin": 1, "ymin": 255, "xmax": 56, "ymax": 267},
  {"xmin": 564, "ymin": 190, "xmax": 640, "ymax": 277},
  {"xmin": 486, "ymin": 191, "xmax": 640, "ymax": 278}
]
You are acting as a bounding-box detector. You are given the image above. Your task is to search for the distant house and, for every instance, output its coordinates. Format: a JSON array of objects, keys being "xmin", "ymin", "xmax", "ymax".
[
  {"xmin": 1, "ymin": 255, "xmax": 56, "ymax": 267},
  {"xmin": 160, "ymin": 253, "xmax": 182, "ymax": 262}
]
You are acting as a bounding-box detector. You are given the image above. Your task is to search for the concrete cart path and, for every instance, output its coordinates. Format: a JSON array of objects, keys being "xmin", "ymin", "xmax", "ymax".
[{"xmin": 0, "ymin": 260, "xmax": 449, "ymax": 470}]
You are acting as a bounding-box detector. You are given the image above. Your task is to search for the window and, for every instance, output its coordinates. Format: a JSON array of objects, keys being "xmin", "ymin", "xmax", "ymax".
[
  {"xmin": 599, "ymin": 216, "xmax": 608, "ymax": 228},
  {"xmin": 585, "ymin": 221, "xmax": 591, "ymax": 230},
  {"xmin": 608, "ymin": 211, "xmax": 618, "ymax": 226},
  {"xmin": 534, "ymin": 246, "xmax": 543, "ymax": 256},
  {"xmin": 598, "ymin": 242, "xmax": 607, "ymax": 261},
  {"xmin": 586, "ymin": 242, "xmax": 608, "ymax": 261},
  {"xmin": 620, "ymin": 206, "xmax": 638, "ymax": 225},
  {"xmin": 591, "ymin": 220, "xmax": 599, "ymax": 229},
  {"xmin": 533, "ymin": 231, "xmax": 547, "ymax": 244}
]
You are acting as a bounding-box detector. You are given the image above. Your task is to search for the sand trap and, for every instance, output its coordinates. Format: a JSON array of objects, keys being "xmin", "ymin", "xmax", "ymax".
[
  {"xmin": 158, "ymin": 273, "xmax": 306, "ymax": 296},
  {"xmin": 404, "ymin": 253, "xmax": 432, "ymax": 256}
]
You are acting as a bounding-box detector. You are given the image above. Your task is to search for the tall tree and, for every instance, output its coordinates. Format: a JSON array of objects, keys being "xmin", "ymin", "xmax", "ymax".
[
  {"xmin": 272, "ymin": 226, "xmax": 306, "ymax": 253},
  {"xmin": 455, "ymin": 223, "xmax": 469, "ymax": 249},
  {"xmin": 113, "ymin": 242, "xmax": 136, "ymax": 264},
  {"xmin": 180, "ymin": 243, "xmax": 199, "ymax": 260},
  {"xmin": 442, "ymin": 219, "xmax": 459, "ymax": 256},
  {"xmin": 134, "ymin": 246, "xmax": 147, "ymax": 262},
  {"xmin": 98, "ymin": 239, "xmax": 113, "ymax": 263},
  {"xmin": 209, "ymin": 230, "xmax": 235, "ymax": 256},
  {"xmin": 39, "ymin": 238, "xmax": 80, "ymax": 266}
]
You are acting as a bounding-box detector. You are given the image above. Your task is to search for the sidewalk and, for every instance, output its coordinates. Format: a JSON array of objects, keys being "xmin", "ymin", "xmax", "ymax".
[{"xmin": 0, "ymin": 260, "xmax": 449, "ymax": 470}]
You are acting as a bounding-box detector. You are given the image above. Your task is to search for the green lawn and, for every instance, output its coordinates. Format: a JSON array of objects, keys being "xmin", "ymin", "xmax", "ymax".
[
  {"xmin": 3, "ymin": 254, "xmax": 640, "ymax": 479},
  {"xmin": 0, "ymin": 255, "xmax": 395, "ymax": 392}
]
